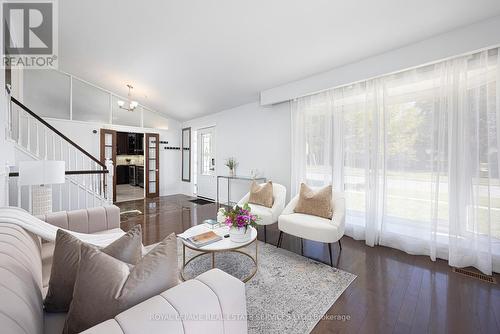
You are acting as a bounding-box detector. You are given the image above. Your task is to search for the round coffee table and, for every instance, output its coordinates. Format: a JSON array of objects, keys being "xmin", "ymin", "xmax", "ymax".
[{"xmin": 179, "ymin": 224, "xmax": 258, "ymax": 282}]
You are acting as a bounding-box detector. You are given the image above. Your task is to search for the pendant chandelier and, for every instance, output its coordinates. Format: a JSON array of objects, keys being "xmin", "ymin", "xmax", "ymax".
[{"xmin": 117, "ymin": 84, "xmax": 139, "ymax": 112}]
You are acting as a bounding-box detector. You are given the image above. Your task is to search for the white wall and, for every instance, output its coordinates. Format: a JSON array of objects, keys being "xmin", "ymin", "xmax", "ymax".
[
  {"xmin": 181, "ymin": 101, "xmax": 290, "ymax": 203},
  {"xmin": 261, "ymin": 15, "xmax": 500, "ymax": 105},
  {"xmin": 45, "ymin": 118, "xmax": 182, "ymax": 196}
]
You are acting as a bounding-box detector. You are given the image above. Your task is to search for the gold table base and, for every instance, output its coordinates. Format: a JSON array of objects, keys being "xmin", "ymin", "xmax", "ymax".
[{"xmin": 180, "ymin": 238, "xmax": 258, "ymax": 283}]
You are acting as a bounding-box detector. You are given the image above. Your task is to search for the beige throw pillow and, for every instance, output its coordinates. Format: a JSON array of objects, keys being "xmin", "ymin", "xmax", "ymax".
[
  {"xmin": 294, "ymin": 183, "xmax": 333, "ymax": 219},
  {"xmin": 63, "ymin": 233, "xmax": 178, "ymax": 334},
  {"xmin": 248, "ymin": 181, "xmax": 274, "ymax": 208},
  {"xmin": 44, "ymin": 225, "xmax": 143, "ymax": 313}
]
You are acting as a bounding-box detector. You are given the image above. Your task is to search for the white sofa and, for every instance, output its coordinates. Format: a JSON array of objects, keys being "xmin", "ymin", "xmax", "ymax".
[
  {"xmin": 0, "ymin": 206, "xmax": 247, "ymax": 334},
  {"xmin": 237, "ymin": 182, "xmax": 286, "ymax": 243},
  {"xmin": 277, "ymin": 191, "xmax": 345, "ymax": 266}
]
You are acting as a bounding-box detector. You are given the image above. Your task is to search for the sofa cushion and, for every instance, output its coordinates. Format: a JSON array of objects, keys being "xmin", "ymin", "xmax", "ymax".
[
  {"xmin": 37, "ymin": 205, "xmax": 121, "ymax": 233},
  {"xmin": 63, "ymin": 233, "xmax": 178, "ymax": 334},
  {"xmin": 195, "ymin": 269, "xmax": 248, "ymax": 334},
  {"xmin": 160, "ymin": 279, "xmax": 224, "ymax": 333},
  {"xmin": 44, "ymin": 225, "xmax": 143, "ymax": 313},
  {"xmin": 114, "ymin": 295, "xmax": 184, "ymax": 333},
  {"xmin": 81, "ymin": 269, "xmax": 247, "ymax": 334}
]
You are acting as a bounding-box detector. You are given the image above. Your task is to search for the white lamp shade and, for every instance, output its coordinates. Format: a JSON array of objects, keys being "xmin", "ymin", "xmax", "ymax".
[{"xmin": 19, "ymin": 161, "xmax": 66, "ymax": 186}]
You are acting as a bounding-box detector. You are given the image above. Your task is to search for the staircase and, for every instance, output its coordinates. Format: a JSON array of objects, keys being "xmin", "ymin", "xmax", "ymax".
[{"xmin": 5, "ymin": 90, "xmax": 113, "ymax": 213}]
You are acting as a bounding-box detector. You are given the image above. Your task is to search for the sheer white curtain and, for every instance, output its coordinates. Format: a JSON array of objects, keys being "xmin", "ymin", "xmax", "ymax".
[{"xmin": 291, "ymin": 48, "xmax": 500, "ymax": 274}]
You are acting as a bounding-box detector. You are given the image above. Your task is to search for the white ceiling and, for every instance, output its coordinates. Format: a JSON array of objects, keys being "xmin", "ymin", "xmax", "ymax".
[{"xmin": 59, "ymin": 0, "xmax": 500, "ymax": 121}]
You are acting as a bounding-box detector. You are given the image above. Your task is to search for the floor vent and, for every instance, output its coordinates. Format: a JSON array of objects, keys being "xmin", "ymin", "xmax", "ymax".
[
  {"xmin": 189, "ymin": 198, "xmax": 214, "ymax": 205},
  {"xmin": 453, "ymin": 268, "xmax": 496, "ymax": 284}
]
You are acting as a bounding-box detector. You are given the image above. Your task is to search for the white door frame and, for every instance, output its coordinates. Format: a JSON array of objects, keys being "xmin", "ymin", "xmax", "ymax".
[{"xmin": 196, "ymin": 126, "xmax": 216, "ymax": 200}]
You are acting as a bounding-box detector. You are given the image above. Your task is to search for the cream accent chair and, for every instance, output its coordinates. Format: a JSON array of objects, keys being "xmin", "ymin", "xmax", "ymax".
[
  {"xmin": 277, "ymin": 191, "xmax": 345, "ymax": 266},
  {"xmin": 237, "ymin": 182, "xmax": 286, "ymax": 244}
]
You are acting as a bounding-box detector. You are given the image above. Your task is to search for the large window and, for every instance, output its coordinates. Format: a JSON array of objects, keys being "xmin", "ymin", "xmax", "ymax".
[{"xmin": 292, "ymin": 48, "xmax": 500, "ymax": 274}]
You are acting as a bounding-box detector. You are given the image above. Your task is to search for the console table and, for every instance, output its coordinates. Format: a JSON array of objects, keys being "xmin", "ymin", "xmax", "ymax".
[{"xmin": 216, "ymin": 175, "xmax": 266, "ymax": 206}]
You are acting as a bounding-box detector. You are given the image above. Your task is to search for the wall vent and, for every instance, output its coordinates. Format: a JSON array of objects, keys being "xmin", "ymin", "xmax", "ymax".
[{"xmin": 453, "ymin": 268, "xmax": 496, "ymax": 284}]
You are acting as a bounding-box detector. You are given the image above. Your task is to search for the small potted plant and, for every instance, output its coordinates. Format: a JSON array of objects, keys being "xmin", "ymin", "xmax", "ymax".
[
  {"xmin": 225, "ymin": 157, "xmax": 238, "ymax": 177},
  {"xmin": 219, "ymin": 204, "xmax": 258, "ymax": 243}
]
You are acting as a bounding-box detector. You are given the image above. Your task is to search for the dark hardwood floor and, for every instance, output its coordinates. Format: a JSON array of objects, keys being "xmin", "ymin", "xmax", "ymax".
[{"xmin": 117, "ymin": 194, "xmax": 500, "ymax": 334}]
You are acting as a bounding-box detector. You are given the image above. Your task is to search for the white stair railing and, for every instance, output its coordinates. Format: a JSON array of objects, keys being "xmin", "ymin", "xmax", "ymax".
[{"xmin": 6, "ymin": 95, "xmax": 113, "ymax": 213}]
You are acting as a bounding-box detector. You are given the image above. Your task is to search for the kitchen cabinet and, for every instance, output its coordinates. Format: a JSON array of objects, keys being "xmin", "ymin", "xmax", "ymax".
[
  {"xmin": 117, "ymin": 132, "xmax": 128, "ymax": 155},
  {"xmin": 127, "ymin": 134, "xmax": 136, "ymax": 154},
  {"xmin": 116, "ymin": 165, "xmax": 129, "ymax": 184},
  {"xmin": 127, "ymin": 133, "xmax": 144, "ymax": 154},
  {"xmin": 135, "ymin": 133, "xmax": 144, "ymax": 154},
  {"xmin": 117, "ymin": 132, "xmax": 144, "ymax": 155}
]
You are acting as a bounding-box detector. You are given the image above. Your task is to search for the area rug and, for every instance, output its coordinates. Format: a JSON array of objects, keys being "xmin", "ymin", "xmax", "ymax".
[{"xmin": 179, "ymin": 240, "xmax": 356, "ymax": 334}]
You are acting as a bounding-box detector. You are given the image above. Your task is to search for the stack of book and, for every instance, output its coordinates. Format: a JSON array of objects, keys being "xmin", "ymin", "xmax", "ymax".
[{"xmin": 183, "ymin": 231, "xmax": 222, "ymax": 247}]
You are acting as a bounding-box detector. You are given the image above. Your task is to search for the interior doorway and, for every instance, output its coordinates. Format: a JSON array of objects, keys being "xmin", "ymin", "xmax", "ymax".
[
  {"xmin": 100, "ymin": 129, "xmax": 159, "ymax": 203},
  {"xmin": 196, "ymin": 126, "xmax": 216, "ymax": 200},
  {"xmin": 115, "ymin": 131, "xmax": 145, "ymax": 203},
  {"xmin": 145, "ymin": 133, "xmax": 160, "ymax": 198},
  {"xmin": 100, "ymin": 129, "xmax": 117, "ymax": 202}
]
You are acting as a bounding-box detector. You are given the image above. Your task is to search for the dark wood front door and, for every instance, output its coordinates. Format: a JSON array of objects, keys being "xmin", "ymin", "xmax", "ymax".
[
  {"xmin": 100, "ymin": 129, "xmax": 117, "ymax": 202},
  {"xmin": 145, "ymin": 133, "xmax": 159, "ymax": 198}
]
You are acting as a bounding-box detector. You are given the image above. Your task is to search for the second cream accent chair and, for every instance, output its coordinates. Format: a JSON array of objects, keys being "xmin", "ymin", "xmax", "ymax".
[
  {"xmin": 277, "ymin": 191, "xmax": 345, "ymax": 266},
  {"xmin": 237, "ymin": 182, "xmax": 286, "ymax": 243}
]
